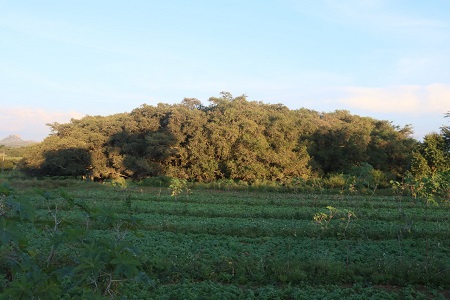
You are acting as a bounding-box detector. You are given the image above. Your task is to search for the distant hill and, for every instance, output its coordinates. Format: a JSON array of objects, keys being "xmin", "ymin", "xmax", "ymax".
[{"xmin": 0, "ymin": 135, "xmax": 38, "ymax": 147}]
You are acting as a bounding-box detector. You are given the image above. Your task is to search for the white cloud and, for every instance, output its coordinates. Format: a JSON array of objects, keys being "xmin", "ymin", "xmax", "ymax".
[
  {"xmin": 338, "ymin": 84, "xmax": 450, "ymax": 114},
  {"xmin": 0, "ymin": 107, "xmax": 85, "ymax": 141}
]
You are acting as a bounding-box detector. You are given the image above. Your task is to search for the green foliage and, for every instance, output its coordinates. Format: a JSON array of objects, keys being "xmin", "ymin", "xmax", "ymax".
[
  {"xmin": 0, "ymin": 182, "xmax": 13, "ymax": 197},
  {"xmin": 138, "ymin": 176, "xmax": 172, "ymax": 187},
  {"xmin": 323, "ymin": 174, "xmax": 346, "ymax": 189},
  {"xmin": 306, "ymin": 113, "xmax": 416, "ymax": 179},
  {"xmin": 411, "ymin": 151, "xmax": 431, "ymax": 178},
  {"xmin": 18, "ymin": 94, "xmax": 418, "ymax": 187},
  {"xmin": 169, "ymin": 178, "xmax": 190, "ymax": 197},
  {"xmin": 0, "ymin": 183, "xmax": 148, "ymax": 299},
  {"xmin": 71, "ymin": 238, "xmax": 143, "ymax": 295},
  {"xmin": 0, "ymin": 160, "xmax": 16, "ymax": 172},
  {"xmin": 391, "ymin": 170, "xmax": 450, "ymax": 205},
  {"xmin": 1, "ymin": 179, "xmax": 449, "ymax": 298},
  {"xmin": 404, "ymin": 114, "xmax": 450, "ymax": 204},
  {"xmin": 313, "ymin": 206, "xmax": 356, "ymax": 236},
  {"xmin": 0, "ymin": 146, "xmax": 27, "ymax": 172},
  {"xmin": 413, "ymin": 133, "xmax": 450, "ymax": 176},
  {"xmin": 313, "ymin": 205, "xmax": 339, "ymax": 229},
  {"xmin": 104, "ymin": 177, "xmax": 128, "ymax": 189},
  {"xmin": 407, "ymin": 172, "xmax": 450, "ymax": 204}
]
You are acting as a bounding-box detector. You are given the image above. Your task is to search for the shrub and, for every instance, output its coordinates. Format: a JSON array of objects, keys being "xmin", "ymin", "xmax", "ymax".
[
  {"xmin": 169, "ymin": 178, "xmax": 190, "ymax": 197},
  {"xmin": 138, "ymin": 176, "xmax": 172, "ymax": 187},
  {"xmin": 324, "ymin": 174, "xmax": 346, "ymax": 189}
]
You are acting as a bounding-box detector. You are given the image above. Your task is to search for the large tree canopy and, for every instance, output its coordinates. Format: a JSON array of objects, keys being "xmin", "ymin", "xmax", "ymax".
[
  {"xmin": 410, "ymin": 112, "xmax": 450, "ymax": 178},
  {"xmin": 20, "ymin": 93, "xmax": 417, "ymax": 183}
]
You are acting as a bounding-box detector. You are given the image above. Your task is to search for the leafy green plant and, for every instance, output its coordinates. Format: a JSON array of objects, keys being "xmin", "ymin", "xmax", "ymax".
[
  {"xmin": 0, "ymin": 184, "xmax": 150, "ymax": 299},
  {"xmin": 1, "ymin": 179, "xmax": 449, "ymax": 297},
  {"xmin": 106, "ymin": 177, "xmax": 128, "ymax": 189},
  {"xmin": 138, "ymin": 176, "xmax": 172, "ymax": 187},
  {"xmin": 313, "ymin": 206, "xmax": 339, "ymax": 230},
  {"xmin": 169, "ymin": 178, "xmax": 190, "ymax": 198},
  {"xmin": 313, "ymin": 206, "xmax": 356, "ymax": 237},
  {"xmin": 391, "ymin": 171, "xmax": 449, "ymax": 204}
]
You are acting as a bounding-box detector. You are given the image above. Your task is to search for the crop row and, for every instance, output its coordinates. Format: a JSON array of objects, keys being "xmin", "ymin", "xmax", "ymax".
[
  {"xmin": 50, "ymin": 186, "xmax": 444, "ymax": 210},
  {"xmin": 32, "ymin": 206, "xmax": 450, "ymax": 242},
  {"xmin": 25, "ymin": 225, "xmax": 449, "ymax": 288},
  {"xmin": 125, "ymin": 201, "xmax": 449, "ymax": 222},
  {"xmin": 98, "ymin": 230, "xmax": 448, "ymax": 287},
  {"xmin": 17, "ymin": 186, "xmax": 450, "ymax": 293},
  {"xmin": 127, "ymin": 281, "xmax": 446, "ymax": 300},
  {"xmin": 32, "ymin": 196, "xmax": 449, "ymax": 224}
]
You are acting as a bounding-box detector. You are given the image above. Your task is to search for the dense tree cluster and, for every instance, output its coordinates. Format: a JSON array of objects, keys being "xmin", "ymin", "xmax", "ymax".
[
  {"xmin": 20, "ymin": 93, "xmax": 418, "ymax": 184},
  {"xmin": 410, "ymin": 113, "xmax": 450, "ymax": 178},
  {"xmin": 0, "ymin": 145, "xmax": 29, "ymax": 171}
]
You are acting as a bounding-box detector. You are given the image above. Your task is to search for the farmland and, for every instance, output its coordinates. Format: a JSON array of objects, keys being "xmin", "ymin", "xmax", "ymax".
[{"xmin": 1, "ymin": 178, "xmax": 449, "ymax": 299}]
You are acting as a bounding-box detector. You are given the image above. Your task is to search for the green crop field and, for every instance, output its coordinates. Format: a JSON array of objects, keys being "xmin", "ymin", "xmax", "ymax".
[{"xmin": 1, "ymin": 179, "xmax": 449, "ymax": 299}]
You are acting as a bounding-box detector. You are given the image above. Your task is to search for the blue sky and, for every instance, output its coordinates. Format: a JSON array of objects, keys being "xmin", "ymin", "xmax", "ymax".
[{"xmin": 1, "ymin": 0, "xmax": 450, "ymax": 141}]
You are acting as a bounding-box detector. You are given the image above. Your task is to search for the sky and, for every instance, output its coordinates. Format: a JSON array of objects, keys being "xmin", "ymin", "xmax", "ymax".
[{"xmin": 1, "ymin": 0, "xmax": 450, "ymax": 141}]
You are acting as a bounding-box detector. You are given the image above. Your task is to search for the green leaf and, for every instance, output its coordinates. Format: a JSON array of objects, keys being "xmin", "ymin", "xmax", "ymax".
[
  {"xmin": 1, "ymin": 275, "xmax": 34, "ymax": 299},
  {"xmin": 0, "ymin": 182, "xmax": 14, "ymax": 196},
  {"xmin": 110, "ymin": 251, "xmax": 140, "ymax": 278},
  {"xmin": 5, "ymin": 195, "xmax": 35, "ymax": 221},
  {"xmin": 0, "ymin": 218, "xmax": 23, "ymax": 245},
  {"xmin": 89, "ymin": 208, "xmax": 118, "ymax": 228},
  {"xmin": 74, "ymin": 253, "xmax": 103, "ymax": 279}
]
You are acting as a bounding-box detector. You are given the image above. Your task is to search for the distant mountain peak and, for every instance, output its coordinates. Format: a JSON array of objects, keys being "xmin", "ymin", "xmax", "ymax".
[
  {"xmin": 0, "ymin": 135, "xmax": 37, "ymax": 147},
  {"xmin": 1, "ymin": 135, "xmax": 23, "ymax": 142}
]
